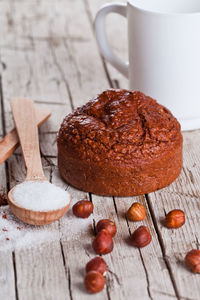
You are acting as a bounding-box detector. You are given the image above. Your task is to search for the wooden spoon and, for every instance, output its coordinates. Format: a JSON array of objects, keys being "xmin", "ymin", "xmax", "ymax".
[
  {"xmin": 7, "ymin": 98, "xmax": 71, "ymax": 225},
  {"xmin": 0, "ymin": 107, "xmax": 51, "ymax": 164}
]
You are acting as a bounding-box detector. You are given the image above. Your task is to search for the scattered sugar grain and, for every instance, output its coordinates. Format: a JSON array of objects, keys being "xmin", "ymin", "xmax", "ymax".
[
  {"xmin": 60, "ymin": 207, "xmax": 93, "ymax": 242},
  {"xmin": 0, "ymin": 196, "xmax": 96, "ymax": 251},
  {"xmin": 12, "ymin": 181, "xmax": 70, "ymax": 211},
  {"xmin": 0, "ymin": 195, "xmax": 100, "ymax": 252},
  {"xmin": 0, "ymin": 206, "xmax": 60, "ymax": 251}
]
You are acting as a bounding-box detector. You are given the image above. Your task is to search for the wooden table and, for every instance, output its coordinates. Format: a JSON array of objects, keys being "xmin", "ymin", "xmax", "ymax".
[{"xmin": 0, "ymin": 0, "xmax": 200, "ymax": 299}]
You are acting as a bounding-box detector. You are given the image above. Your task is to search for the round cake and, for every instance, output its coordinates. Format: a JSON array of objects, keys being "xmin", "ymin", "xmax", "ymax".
[{"xmin": 57, "ymin": 89, "xmax": 183, "ymax": 196}]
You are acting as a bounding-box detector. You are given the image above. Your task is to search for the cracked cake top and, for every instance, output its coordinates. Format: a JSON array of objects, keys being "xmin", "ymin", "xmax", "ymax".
[{"xmin": 57, "ymin": 89, "xmax": 182, "ymax": 164}]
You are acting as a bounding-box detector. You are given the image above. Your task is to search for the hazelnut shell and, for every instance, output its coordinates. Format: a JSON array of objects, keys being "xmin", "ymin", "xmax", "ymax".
[
  {"xmin": 165, "ymin": 209, "xmax": 185, "ymax": 228},
  {"xmin": 96, "ymin": 219, "xmax": 117, "ymax": 237},
  {"xmin": 72, "ymin": 200, "xmax": 93, "ymax": 218},
  {"xmin": 130, "ymin": 225, "xmax": 152, "ymax": 248},
  {"xmin": 185, "ymin": 249, "xmax": 200, "ymax": 273},
  {"xmin": 86, "ymin": 257, "xmax": 107, "ymax": 275},
  {"xmin": 84, "ymin": 271, "xmax": 105, "ymax": 293},
  {"xmin": 92, "ymin": 229, "xmax": 114, "ymax": 255},
  {"xmin": 127, "ymin": 202, "xmax": 146, "ymax": 222}
]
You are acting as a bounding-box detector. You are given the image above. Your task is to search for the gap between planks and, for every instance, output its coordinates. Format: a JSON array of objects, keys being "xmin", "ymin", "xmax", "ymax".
[
  {"xmin": 145, "ymin": 194, "xmax": 180, "ymax": 299},
  {"xmin": 0, "ymin": 72, "xmax": 16, "ymax": 298}
]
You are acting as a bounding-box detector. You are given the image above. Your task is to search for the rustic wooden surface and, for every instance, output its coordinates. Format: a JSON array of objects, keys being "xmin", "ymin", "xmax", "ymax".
[{"xmin": 0, "ymin": 0, "xmax": 200, "ymax": 299}]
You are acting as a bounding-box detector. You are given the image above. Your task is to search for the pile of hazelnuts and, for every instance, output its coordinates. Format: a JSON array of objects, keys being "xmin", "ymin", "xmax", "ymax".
[
  {"xmin": 72, "ymin": 199, "xmax": 200, "ymax": 294},
  {"xmin": 73, "ymin": 199, "xmax": 116, "ymax": 293}
]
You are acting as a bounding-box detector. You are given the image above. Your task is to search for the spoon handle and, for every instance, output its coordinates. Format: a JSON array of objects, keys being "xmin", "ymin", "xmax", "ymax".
[
  {"xmin": 0, "ymin": 108, "xmax": 51, "ymax": 165},
  {"xmin": 11, "ymin": 98, "xmax": 46, "ymax": 181}
]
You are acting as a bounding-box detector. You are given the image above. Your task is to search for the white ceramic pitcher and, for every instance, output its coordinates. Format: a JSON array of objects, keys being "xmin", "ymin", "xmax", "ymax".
[{"xmin": 95, "ymin": 0, "xmax": 200, "ymax": 131}]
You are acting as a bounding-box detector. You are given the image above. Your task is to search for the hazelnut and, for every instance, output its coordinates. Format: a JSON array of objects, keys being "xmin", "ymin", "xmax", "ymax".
[
  {"xmin": 86, "ymin": 257, "xmax": 107, "ymax": 276},
  {"xmin": 92, "ymin": 229, "xmax": 114, "ymax": 255},
  {"xmin": 127, "ymin": 202, "xmax": 146, "ymax": 222},
  {"xmin": 130, "ymin": 226, "xmax": 152, "ymax": 248},
  {"xmin": 185, "ymin": 249, "xmax": 200, "ymax": 273},
  {"xmin": 96, "ymin": 219, "xmax": 117, "ymax": 237},
  {"xmin": 165, "ymin": 209, "xmax": 185, "ymax": 228},
  {"xmin": 72, "ymin": 200, "xmax": 93, "ymax": 218},
  {"xmin": 84, "ymin": 271, "xmax": 105, "ymax": 293}
]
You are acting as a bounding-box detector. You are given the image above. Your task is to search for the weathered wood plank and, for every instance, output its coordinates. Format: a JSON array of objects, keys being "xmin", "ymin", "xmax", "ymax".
[
  {"xmin": 0, "ymin": 1, "xmax": 76, "ymax": 299},
  {"xmin": 0, "ymin": 27, "xmax": 16, "ymax": 300},
  {"xmin": 15, "ymin": 245, "xmax": 70, "ymax": 300},
  {"xmin": 85, "ymin": 0, "xmax": 129, "ymax": 90},
  {"xmin": 92, "ymin": 194, "xmax": 176, "ymax": 299},
  {"xmin": 4, "ymin": 155, "xmax": 70, "ymax": 300},
  {"xmin": 52, "ymin": 167, "xmax": 108, "ymax": 299},
  {"xmin": 0, "ymin": 252, "xmax": 16, "ymax": 300},
  {"xmin": 147, "ymin": 130, "xmax": 200, "ymax": 300},
  {"xmin": 0, "ymin": 68, "xmax": 9, "ymax": 198}
]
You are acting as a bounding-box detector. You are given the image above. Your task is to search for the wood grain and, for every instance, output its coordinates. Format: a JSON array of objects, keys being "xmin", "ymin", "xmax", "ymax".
[
  {"xmin": 11, "ymin": 98, "xmax": 46, "ymax": 181},
  {"xmin": 0, "ymin": 0, "xmax": 200, "ymax": 299},
  {"xmin": 147, "ymin": 130, "xmax": 200, "ymax": 300},
  {"xmin": 0, "ymin": 108, "xmax": 51, "ymax": 165},
  {"xmin": 15, "ymin": 243, "xmax": 70, "ymax": 300},
  {"xmin": 9, "ymin": 98, "xmax": 70, "ymax": 226},
  {"xmin": 0, "ymin": 252, "xmax": 16, "ymax": 300}
]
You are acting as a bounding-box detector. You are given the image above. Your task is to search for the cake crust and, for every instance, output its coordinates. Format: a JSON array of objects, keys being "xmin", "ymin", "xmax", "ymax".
[{"xmin": 57, "ymin": 90, "xmax": 183, "ymax": 196}]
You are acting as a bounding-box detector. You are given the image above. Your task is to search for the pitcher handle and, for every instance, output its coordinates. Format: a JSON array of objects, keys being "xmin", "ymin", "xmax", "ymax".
[{"xmin": 94, "ymin": 3, "xmax": 129, "ymax": 78}]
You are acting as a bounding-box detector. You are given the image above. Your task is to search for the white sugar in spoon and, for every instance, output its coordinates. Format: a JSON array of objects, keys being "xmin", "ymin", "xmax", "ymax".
[{"xmin": 8, "ymin": 98, "xmax": 71, "ymax": 225}]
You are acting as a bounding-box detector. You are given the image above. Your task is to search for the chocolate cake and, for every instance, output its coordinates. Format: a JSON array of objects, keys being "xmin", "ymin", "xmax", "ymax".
[{"xmin": 57, "ymin": 90, "xmax": 183, "ymax": 196}]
